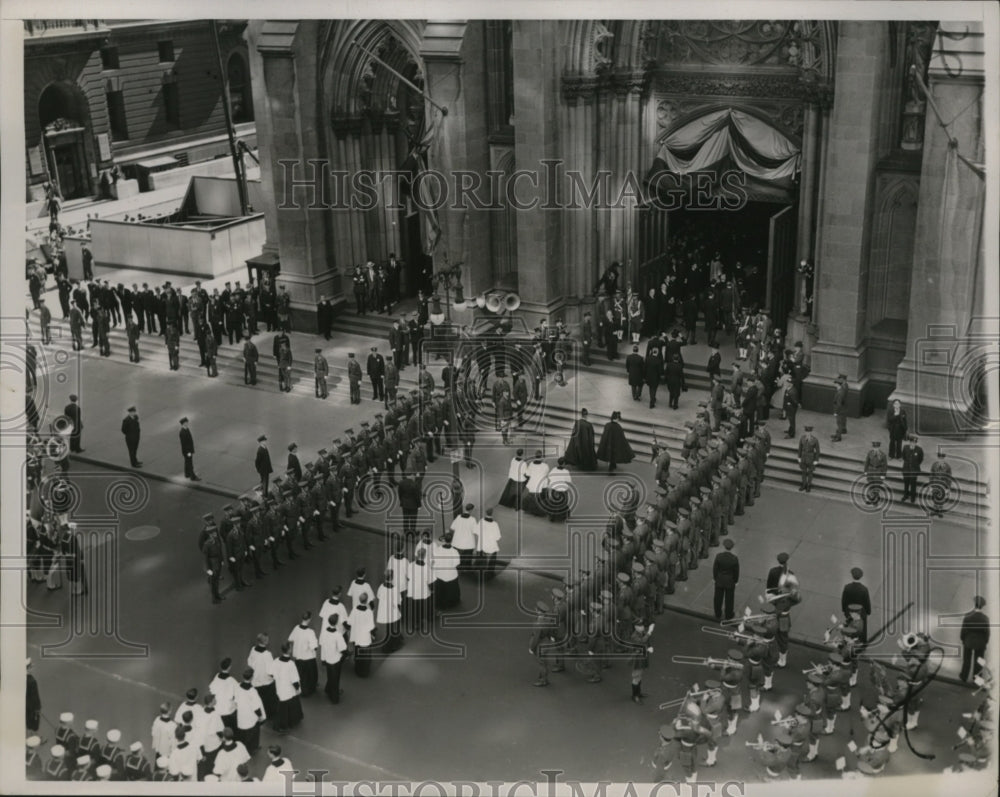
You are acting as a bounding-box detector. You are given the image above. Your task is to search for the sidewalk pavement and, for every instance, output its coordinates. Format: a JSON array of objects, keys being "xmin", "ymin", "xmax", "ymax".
[{"xmin": 33, "ymin": 327, "xmax": 994, "ymax": 682}]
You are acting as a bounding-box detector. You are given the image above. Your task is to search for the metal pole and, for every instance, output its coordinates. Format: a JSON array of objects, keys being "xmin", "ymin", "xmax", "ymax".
[
  {"xmin": 210, "ymin": 20, "xmax": 249, "ymax": 216},
  {"xmin": 351, "ymin": 40, "xmax": 448, "ymax": 117}
]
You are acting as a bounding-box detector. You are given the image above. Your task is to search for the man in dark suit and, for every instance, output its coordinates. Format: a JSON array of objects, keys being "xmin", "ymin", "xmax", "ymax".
[
  {"xmin": 901, "ymin": 434, "xmax": 924, "ymax": 503},
  {"xmin": 179, "ymin": 417, "xmax": 199, "ymax": 481},
  {"xmin": 121, "ymin": 407, "xmax": 141, "ymax": 468},
  {"xmin": 255, "ymin": 436, "xmax": 272, "ymax": 495},
  {"xmin": 706, "ymin": 344, "xmax": 721, "ymax": 381},
  {"xmin": 960, "ymin": 595, "xmax": 989, "ymax": 683},
  {"xmin": 64, "ymin": 394, "xmax": 83, "ymax": 453},
  {"xmin": 645, "ymin": 347, "xmax": 664, "ymax": 409},
  {"xmin": 712, "ymin": 538, "xmax": 739, "ymax": 621},
  {"xmin": 840, "ymin": 567, "xmax": 871, "ymax": 642},
  {"xmin": 783, "ymin": 382, "xmax": 800, "ymax": 438},
  {"xmin": 625, "ymin": 345, "xmax": 645, "ymax": 401},
  {"xmin": 367, "ymin": 347, "xmax": 386, "ymax": 401},
  {"xmin": 663, "ymin": 331, "xmax": 686, "ymax": 391}
]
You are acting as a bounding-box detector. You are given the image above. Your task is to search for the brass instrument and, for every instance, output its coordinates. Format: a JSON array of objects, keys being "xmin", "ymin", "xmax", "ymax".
[
  {"xmin": 671, "ymin": 655, "xmax": 745, "ymax": 670},
  {"xmin": 700, "ymin": 625, "xmax": 767, "ymax": 645}
]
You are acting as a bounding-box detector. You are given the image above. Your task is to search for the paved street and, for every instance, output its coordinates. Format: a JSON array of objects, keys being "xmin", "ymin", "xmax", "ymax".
[{"xmin": 24, "ymin": 454, "xmax": 993, "ymax": 784}]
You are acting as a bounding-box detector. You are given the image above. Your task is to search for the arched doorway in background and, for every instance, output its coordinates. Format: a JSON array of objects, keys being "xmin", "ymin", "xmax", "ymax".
[{"xmin": 38, "ymin": 81, "xmax": 93, "ymax": 200}]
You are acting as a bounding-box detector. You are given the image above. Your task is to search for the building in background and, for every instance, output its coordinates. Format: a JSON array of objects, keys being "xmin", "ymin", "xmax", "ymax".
[
  {"xmin": 24, "ymin": 19, "xmax": 255, "ymax": 202},
  {"xmin": 247, "ymin": 20, "xmax": 988, "ymax": 433}
]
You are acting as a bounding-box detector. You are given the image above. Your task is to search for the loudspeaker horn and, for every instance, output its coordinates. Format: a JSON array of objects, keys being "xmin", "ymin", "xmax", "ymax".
[
  {"xmin": 486, "ymin": 293, "xmax": 503, "ymax": 313},
  {"xmin": 504, "ymin": 293, "xmax": 522, "ymax": 312}
]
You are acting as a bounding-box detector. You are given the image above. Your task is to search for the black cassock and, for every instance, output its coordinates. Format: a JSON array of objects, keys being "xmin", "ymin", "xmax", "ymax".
[
  {"xmin": 564, "ymin": 419, "xmax": 598, "ymax": 471},
  {"xmin": 597, "ymin": 420, "xmax": 635, "ymax": 466}
]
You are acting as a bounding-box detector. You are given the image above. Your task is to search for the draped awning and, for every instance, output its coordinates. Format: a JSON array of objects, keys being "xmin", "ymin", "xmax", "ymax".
[{"xmin": 652, "ymin": 108, "xmax": 801, "ymax": 185}]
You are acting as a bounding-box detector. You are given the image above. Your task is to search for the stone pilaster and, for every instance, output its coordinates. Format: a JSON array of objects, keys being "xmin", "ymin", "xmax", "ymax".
[
  {"xmin": 890, "ymin": 22, "xmax": 987, "ymax": 435},
  {"xmin": 511, "ymin": 20, "xmax": 564, "ymax": 327},
  {"xmin": 802, "ymin": 22, "xmax": 889, "ymax": 415}
]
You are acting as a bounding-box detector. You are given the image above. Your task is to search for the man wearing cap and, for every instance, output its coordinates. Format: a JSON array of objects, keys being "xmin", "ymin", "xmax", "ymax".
[
  {"xmin": 863, "ymin": 441, "xmax": 887, "ymax": 506},
  {"xmin": 71, "ymin": 753, "xmax": 94, "ymax": 781},
  {"xmin": 178, "ymin": 418, "xmax": 199, "ymax": 481},
  {"xmin": 901, "ymin": 434, "xmax": 924, "ymax": 504},
  {"xmin": 797, "ymin": 425, "xmax": 820, "ymax": 492},
  {"xmin": 712, "ymin": 539, "xmax": 740, "ymax": 622},
  {"xmin": 45, "ymin": 744, "xmax": 71, "ymax": 780},
  {"xmin": 199, "ymin": 521, "xmax": 225, "ymax": 603},
  {"xmin": 101, "ymin": 728, "xmax": 126, "ymax": 779},
  {"xmin": 76, "ymin": 718, "xmax": 101, "ymax": 764},
  {"xmin": 840, "ymin": 568, "xmax": 871, "ymax": 643},
  {"xmin": 960, "ymin": 595, "xmax": 990, "ymax": 683},
  {"xmin": 123, "ymin": 740, "xmax": 153, "ymax": 781},
  {"xmin": 830, "ymin": 374, "xmax": 848, "ymax": 441},
  {"xmin": 346, "ymin": 352, "xmax": 362, "ymax": 403},
  {"xmin": 311, "ymin": 347, "xmax": 329, "ymax": 399},
  {"xmin": 528, "ymin": 601, "xmax": 557, "ymax": 687},
  {"xmin": 26, "ymin": 735, "xmax": 44, "ymax": 780},
  {"xmin": 929, "ymin": 451, "xmax": 953, "ymax": 517},
  {"xmin": 367, "ymin": 346, "xmax": 386, "ymax": 401},
  {"xmin": 255, "ymin": 435, "xmax": 273, "ymax": 496},
  {"xmin": 121, "ymin": 406, "xmax": 142, "ymax": 467},
  {"xmin": 237, "ymin": 334, "xmax": 257, "ymax": 385}
]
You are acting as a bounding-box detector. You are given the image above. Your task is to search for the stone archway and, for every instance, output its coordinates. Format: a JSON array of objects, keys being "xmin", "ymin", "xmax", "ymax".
[{"xmin": 38, "ymin": 81, "xmax": 94, "ymax": 199}]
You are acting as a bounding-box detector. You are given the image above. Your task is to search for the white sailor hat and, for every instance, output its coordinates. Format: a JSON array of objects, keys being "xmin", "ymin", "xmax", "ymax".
[
  {"xmin": 106, "ymin": 729, "xmax": 121, "ymax": 743},
  {"xmin": 96, "ymin": 764, "xmax": 112, "ymax": 779},
  {"xmin": 59, "ymin": 712, "xmax": 74, "ymax": 723},
  {"xmin": 26, "ymin": 736, "xmax": 41, "ymax": 749},
  {"xmin": 85, "ymin": 719, "xmax": 98, "ymax": 731}
]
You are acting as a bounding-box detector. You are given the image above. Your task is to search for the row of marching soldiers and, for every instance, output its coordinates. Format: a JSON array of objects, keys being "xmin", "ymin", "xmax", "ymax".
[
  {"xmin": 199, "ymin": 387, "xmax": 462, "ymax": 603},
  {"xmin": 652, "ymin": 602, "xmax": 994, "ymax": 781},
  {"xmin": 529, "ymin": 407, "xmax": 771, "ymax": 697}
]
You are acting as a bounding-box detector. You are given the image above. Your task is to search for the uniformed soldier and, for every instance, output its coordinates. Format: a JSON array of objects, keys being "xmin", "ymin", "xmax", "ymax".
[
  {"xmin": 863, "ymin": 441, "xmax": 888, "ymax": 506},
  {"xmin": 77, "ymin": 718, "xmax": 101, "ymax": 762},
  {"xmin": 280, "ymin": 488, "xmax": 300, "ymax": 560},
  {"xmin": 314, "ymin": 348, "xmax": 329, "ymax": 399},
  {"xmin": 929, "ymin": 451, "xmax": 953, "ymax": 517},
  {"xmin": 628, "ymin": 620, "xmax": 654, "ymax": 704},
  {"xmin": 347, "ymin": 353, "xmax": 362, "ymax": 404},
  {"xmin": 584, "ymin": 601, "xmax": 609, "ymax": 683},
  {"xmin": 772, "ymin": 571, "xmax": 802, "ymax": 668},
  {"xmin": 798, "ymin": 425, "xmax": 820, "ymax": 492},
  {"xmin": 263, "ymin": 497, "xmax": 283, "ymax": 569},
  {"xmin": 831, "ymin": 373, "xmax": 848, "ymax": 442},
  {"xmin": 55, "ymin": 713, "xmax": 79, "ymax": 757},
  {"xmin": 340, "ymin": 443, "xmax": 359, "ymax": 516},
  {"xmin": 529, "ymin": 600, "xmax": 557, "ymax": 687},
  {"xmin": 308, "ymin": 473, "xmax": 327, "ymax": 542},
  {"xmin": 651, "ymin": 724, "xmax": 681, "ymax": 782},
  {"xmin": 749, "ymin": 724, "xmax": 799, "ymax": 780},
  {"xmin": 71, "ymin": 754, "xmax": 94, "ymax": 781},
  {"xmin": 124, "ymin": 740, "xmax": 153, "ymax": 781},
  {"xmin": 836, "ymin": 738, "xmax": 890, "ymax": 778},
  {"xmin": 26, "ymin": 736, "xmax": 44, "ymax": 780},
  {"xmin": 202, "ymin": 523, "xmax": 225, "ymax": 604},
  {"xmin": 245, "ymin": 504, "xmax": 267, "ymax": 579},
  {"xmin": 225, "ymin": 515, "xmax": 249, "ymax": 591},
  {"xmin": 681, "ymin": 422, "xmax": 699, "ymax": 462},
  {"xmin": 550, "ymin": 587, "xmax": 570, "ymax": 672},
  {"xmin": 100, "ymin": 729, "xmax": 126, "ymax": 780}
]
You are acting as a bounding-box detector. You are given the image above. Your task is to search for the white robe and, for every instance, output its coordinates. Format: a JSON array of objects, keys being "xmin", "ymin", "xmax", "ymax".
[
  {"xmin": 235, "ymin": 683, "xmax": 265, "ymax": 729},
  {"xmin": 272, "ymin": 657, "xmax": 300, "ymax": 701},
  {"xmin": 478, "ymin": 519, "xmax": 502, "ymax": 554},
  {"xmin": 407, "ymin": 560, "xmax": 432, "ymax": 600},
  {"xmin": 247, "ymin": 646, "xmax": 275, "ymax": 688},
  {"xmin": 525, "ymin": 461, "xmax": 550, "ymax": 494},
  {"xmin": 375, "ymin": 583, "xmax": 401, "ymax": 624},
  {"xmin": 318, "ymin": 599, "xmax": 348, "ymax": 635},
  {"xmin": 347, "ymin": 605, "xmax": 376, "ymax": 647}
]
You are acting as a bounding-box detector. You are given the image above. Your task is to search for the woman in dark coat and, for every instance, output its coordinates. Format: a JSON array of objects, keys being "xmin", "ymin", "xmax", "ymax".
[
  {"xmin": 597, "ymin": 411, "xmax": 635, "ymax": 473},
  {"xmin": 564, "ymin": 409, "xmax": 598, "ymax": 471},
  {"xmin": 887, "ymin": 399, "xmax": 908, "ymax": 460}
]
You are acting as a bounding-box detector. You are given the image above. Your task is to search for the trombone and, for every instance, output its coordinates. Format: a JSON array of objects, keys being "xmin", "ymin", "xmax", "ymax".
[
  {"xmin": 720, "ymin": 613, "xmax": 769, "ymax": 627},
  {"xmin": 701, "ymin": 625, "xmax": 767, "ymax": 645},
  {"xmin": 658, "ymin": 688, "xmax": 714, "ymax": 711},
  {"xmin": 672, "ymin": 655, "xmax": 745, "ymax": 670}
]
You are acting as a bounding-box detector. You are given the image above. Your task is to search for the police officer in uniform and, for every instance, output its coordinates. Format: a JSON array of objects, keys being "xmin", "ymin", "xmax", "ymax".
[
  {"xmin": 863, "ymin": 441, "xmax": 888, "ymax": 506},
  {"xmin": 201, "ymin": 522, "xmax": 225, "ymax": 604},
  {"xmin": 797, "ymin": 425, "xmax": 820, "ymax": 492},
  {"xmin": 929, "ymin": 451, "xmax": 953, "ymax": 517}
]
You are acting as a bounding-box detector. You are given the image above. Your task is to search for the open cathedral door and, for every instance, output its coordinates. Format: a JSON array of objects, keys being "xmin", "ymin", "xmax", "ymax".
[{"xmin": 765, "ymin": 204, "xmax": 796, "ymax": 327}]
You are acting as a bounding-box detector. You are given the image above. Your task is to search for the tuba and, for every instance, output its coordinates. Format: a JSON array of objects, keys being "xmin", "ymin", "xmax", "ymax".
[
  {"xmin": 504, "ymin": 292, "xmax": 521, "ymax": 312},
  {"xmin": 486, "ymin": 293, "xmax": 503, "ymax": 313}
]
